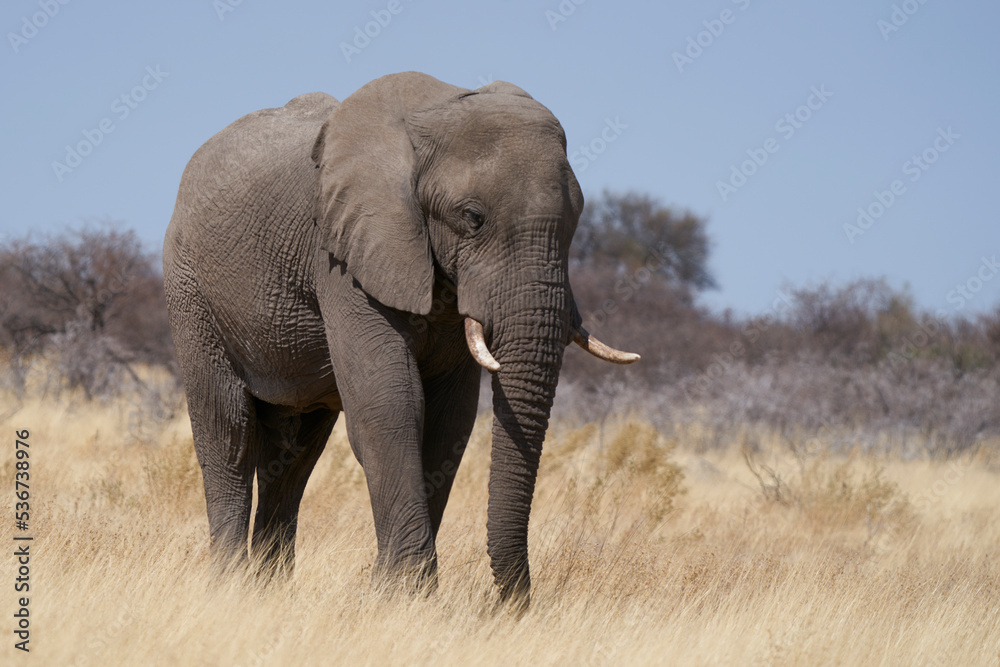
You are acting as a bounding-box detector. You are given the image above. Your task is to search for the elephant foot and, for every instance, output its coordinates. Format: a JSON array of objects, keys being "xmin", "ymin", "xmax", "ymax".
[
  {"xmin": 207, "ymin": 536, "xmax": 250, "ymax": 578},
  {"xmin": 370, "ymin": 554, "xmax": 439, "ymax": 597},
  {"xmin": 252, "ymin": 553, "xmax": 295, "ymax": 587},
  {"xmin": 249, "ymin": 527, "xmax": 297, "ymax": 585},
  {"xmin": 490, "ymin": 577, "xmax": 531, "ymax": 620}
]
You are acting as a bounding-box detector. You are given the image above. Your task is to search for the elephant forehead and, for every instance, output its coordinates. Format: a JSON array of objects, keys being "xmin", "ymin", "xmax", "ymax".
[
  {"xmin": 459, "ymin": 109, "xmax": 564, "ymax": 155},
  {"xmin": 437, "ymin": 126, "xmax": 570, "ymax": 189},
  {"xmin": 414, "ymin": 96, "xmax": 566, "ymax": 158}
]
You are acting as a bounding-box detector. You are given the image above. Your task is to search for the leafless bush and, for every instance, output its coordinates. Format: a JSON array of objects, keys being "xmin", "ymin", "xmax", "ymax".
[
  {"xmin": 0, "ymin": 224, "xmax": 175, "ymax": 397},
  {"xmin": 557, "ymin": 351, "xmax": 999, "ymax": 457},
  {"xmin": 568, "ymin": 264, "xmax": 730, "ymax": 388},
  {"xmin": 572, "ymin": 190, "xmax": 715, "ymax": 291},
  {"xmin": 560, "ymin": 260, "xmax": 1000, "ymax": 457}
]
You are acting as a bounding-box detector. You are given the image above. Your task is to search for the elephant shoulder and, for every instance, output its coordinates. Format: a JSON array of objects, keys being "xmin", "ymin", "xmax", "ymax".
[
  {"xmin": 240, "ymin": 92, "xmax": 339, "ymax": 125},
  {"xmin": 174, "ymin": 94, "xmax": 336, "ymax": 237},
  {"xmin": 186, "ymin": 93, "xmax": 338, "ymax": 173},
  {"xmin": 219, "ymin": 93, "xmax": 338, "ymax": 135},
  {"xmin": 282, "ymin": 92, "xmax": 340, "ymax": 120}
]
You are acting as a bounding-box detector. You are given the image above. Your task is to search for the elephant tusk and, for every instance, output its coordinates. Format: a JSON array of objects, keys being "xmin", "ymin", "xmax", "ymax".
[
  {"xmin": 465, "ymin": 318, "xmax": 501, "ymax": 372},
  {"xmin": 572, "ymin": 326, "xmax": 641, "ymax": 364}
]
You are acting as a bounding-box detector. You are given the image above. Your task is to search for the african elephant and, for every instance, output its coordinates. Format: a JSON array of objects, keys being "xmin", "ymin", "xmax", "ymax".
[{"xmin": 163, "ymin": 71, "xmax": 637, "ymax": 605}]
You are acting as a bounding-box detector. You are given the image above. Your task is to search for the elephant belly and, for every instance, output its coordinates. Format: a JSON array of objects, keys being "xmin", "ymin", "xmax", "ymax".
[
  {"xmin": 242, "ymin": 357, "xmax": 342, "ymax": 413},
  {"xmin": 217, "ymin": 300, "xmax": 341, "ymax": 411}
]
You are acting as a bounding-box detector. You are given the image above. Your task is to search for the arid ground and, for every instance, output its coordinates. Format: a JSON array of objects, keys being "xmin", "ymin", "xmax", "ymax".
[{"xmin": 2, "ymin": 382, "xmax": 998, "ymax": 666}]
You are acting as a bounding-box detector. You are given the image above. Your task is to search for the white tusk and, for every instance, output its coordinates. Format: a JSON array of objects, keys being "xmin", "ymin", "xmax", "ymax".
[
  {"xmin": 572, "ymin": 326, "xmax": 641, "ymax": 364},
  {"xmin": 465, "ymin": 318, "xmax": 500, "ymax": 372}
]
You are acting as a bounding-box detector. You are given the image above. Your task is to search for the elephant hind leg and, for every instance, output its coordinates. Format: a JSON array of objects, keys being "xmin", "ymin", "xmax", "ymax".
[
  {"xmin": 252, "ymin": 405, "xmax": 338, "ymax": 579},
  {"xmin": 165, "ymin": 265, "xmax": 257, "ymax": 572},
  {"xmin": 182, "ymin": 356, "xmax": 258, "ymax": 571}
]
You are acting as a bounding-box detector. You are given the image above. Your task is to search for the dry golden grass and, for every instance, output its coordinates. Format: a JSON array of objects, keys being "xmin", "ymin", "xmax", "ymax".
[{"xmin": 2, "ymin": 390, "xmax": 999, "ymax": 666}]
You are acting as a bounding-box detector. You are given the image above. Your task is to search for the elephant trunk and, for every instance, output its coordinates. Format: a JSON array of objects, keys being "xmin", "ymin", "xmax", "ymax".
[{"xmin": 486, "ymin": 295, "xmax": 568, "ymax": 606}]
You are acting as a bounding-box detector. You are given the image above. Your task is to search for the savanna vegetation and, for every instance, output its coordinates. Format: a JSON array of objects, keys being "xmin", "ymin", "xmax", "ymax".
[{"xmin": 3, "ymin": 195, "xmax": 999, "ymax": 664}]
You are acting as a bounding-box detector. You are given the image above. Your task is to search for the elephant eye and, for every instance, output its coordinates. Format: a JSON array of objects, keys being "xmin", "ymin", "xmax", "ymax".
[{"xmin": 463, "ymin": 207, "xmax": 485, "ymax": 229}]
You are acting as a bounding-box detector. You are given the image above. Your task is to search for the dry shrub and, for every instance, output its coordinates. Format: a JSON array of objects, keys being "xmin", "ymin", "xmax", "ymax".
[
  {"xmin": 744, "ymin": 444, "xmax": 915, "ymax": 540},
  {"xmin": 143, "ymin": 435, "xmax": 202, "ymax": 516},
  {"xmin": 794, "ymin": 455, "xmax": 915, "ymax": 536},
  {"xmin": 603, "ymin": 420, "xmax": 685, "ymax": 522},
  {"xmin": 547, "ymin": 418, "xmax": 685, "ymax": 531},
  {"xmin": 88, "ymin": 476, "xmax": 132, "ymax": 510},
  {"xmin": 533, "ymin": 419, "xmax": 685, "ymax": 603}
]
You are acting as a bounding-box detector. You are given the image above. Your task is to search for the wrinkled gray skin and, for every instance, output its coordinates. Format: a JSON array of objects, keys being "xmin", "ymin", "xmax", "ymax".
[{"xmin": 164, "ymin": 72, "xmax": 622, "ymax": 605}]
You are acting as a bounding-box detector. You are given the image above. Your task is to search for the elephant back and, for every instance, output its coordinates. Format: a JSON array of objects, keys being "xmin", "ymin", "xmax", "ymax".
[{"xmin": 164, "ymin": 92, "xmax": 341, "ymax": 380}]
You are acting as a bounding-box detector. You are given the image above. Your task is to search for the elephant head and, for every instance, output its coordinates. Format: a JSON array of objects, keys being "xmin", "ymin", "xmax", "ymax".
[{"xmin": 311, "ymin": 72, "xmax": 637, "ymax": 603}]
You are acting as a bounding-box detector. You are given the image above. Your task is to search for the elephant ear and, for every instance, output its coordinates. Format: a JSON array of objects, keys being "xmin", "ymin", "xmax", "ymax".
[{"xmin": 312, "ymin": 72, "xmax": 464, "ymax": 315}]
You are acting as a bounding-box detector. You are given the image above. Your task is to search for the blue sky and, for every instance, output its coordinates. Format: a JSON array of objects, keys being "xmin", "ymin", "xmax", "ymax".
[{"xmin": 3, "ymin": 0, "xmax": 998, "ymax": 318}]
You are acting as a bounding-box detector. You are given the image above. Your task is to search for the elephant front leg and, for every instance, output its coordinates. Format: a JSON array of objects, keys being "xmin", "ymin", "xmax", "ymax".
[
  {"xmin": 320, "ymin": 259, "xmax": 439, "ymax": 591},
  {"xmin": 421, "ymin": 356, "xmax": 482, "ymax": 537},
  {"xmin": 343, "ymin": 362, "xmax": 437, "ymax": 590}
]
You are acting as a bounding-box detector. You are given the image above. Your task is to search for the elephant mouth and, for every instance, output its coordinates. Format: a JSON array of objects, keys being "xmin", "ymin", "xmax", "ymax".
[{"xmin": 463, "ymin": 317, "xmax": 639, "ymax": 372}]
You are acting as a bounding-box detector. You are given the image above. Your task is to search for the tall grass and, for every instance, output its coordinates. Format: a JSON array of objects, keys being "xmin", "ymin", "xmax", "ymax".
[{"xmin": 2, "ymin": 390, "xmax": 998, "ymax": 665}]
